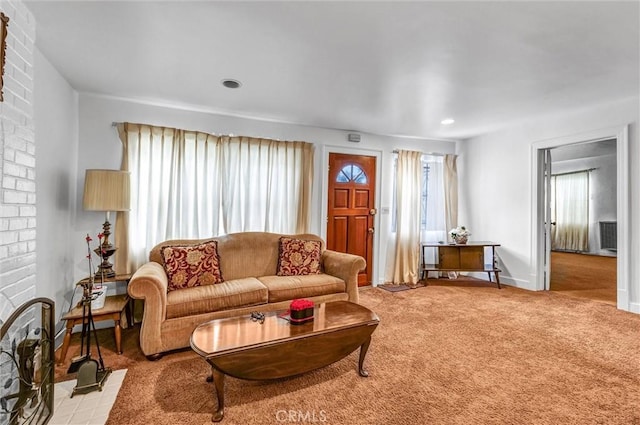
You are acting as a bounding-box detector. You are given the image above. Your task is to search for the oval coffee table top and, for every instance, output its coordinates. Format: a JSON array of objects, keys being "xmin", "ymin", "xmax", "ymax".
[{"xmin": 191, "ymin": 300, "xmax": 379, "ymax": 357}]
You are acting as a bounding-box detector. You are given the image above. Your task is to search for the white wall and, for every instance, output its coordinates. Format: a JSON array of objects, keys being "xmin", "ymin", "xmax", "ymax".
[
  {"xmin": 459, "ymin": 96, "xmax": 639, "ymax": 312},
  {"xmin": 34, "ymin": 48, "xmax": 79, "ymax": 324},
  {"xmin": 74, "ymin": 93, "xmax": 457, "ymax": 286}
]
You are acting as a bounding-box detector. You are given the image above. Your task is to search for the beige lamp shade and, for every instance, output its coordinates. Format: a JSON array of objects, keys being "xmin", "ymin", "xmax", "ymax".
[{"xmin": 83, "ymin": 169, "xmax": 131, "ymax": 211}]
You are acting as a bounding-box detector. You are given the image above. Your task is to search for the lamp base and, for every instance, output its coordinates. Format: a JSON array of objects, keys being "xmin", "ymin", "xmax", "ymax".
[
  {"xmin": 94, "ymin": 247, "xmax": 117, "ymax": 280},
  {"xmin": 95, "ymin": 265, "xmax": 116, "ymax": 279}
]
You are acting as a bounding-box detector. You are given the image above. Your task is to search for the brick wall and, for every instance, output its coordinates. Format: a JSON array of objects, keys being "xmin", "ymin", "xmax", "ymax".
[
  {"xmin": 0, "ymin": 2, "xmax": 36, "ymax": 421},
  {"xmin": 0, "ymin": 0, "xmax": 36, "ymax": 318}
]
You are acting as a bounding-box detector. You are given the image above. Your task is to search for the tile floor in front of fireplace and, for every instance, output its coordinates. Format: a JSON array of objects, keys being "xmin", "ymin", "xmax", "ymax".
[{"xmin": 50, "ymin": 369, "xmax": 127, "ymax": 425}]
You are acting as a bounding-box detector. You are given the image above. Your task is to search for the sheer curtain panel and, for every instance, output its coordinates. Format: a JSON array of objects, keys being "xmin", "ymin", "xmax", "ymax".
[
  {"xmin": 117, "ymin": 123, "xmax": 313, "ymax": 271},
  {"xmin": 390, "ymin": 150, "xmax": 423, "ymax": 284},
  {"xmin": 444, "ymin": 154, "xmax": 458, "ymax": 242},
  {"xmin": 118, "ymin": 123, "xmax": 223, "ymax": 270},
  {"xmin": 421, "ymin": 155, "xmax": 446, "ymax": 243},
  {"xmin": 551, "ymin": 171, "xmax": 589, "ymax": 251},
  {"xmin": 219, "ymin": 136, "xmax": 313, "ymax": 235}
]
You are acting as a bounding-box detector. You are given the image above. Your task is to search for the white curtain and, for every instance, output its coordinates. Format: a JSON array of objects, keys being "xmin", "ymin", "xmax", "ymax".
[
  {"xmin": 391, "ymin": 150, "xmax": 423, "ymax": 284},
  {"xmin": 421, "ymin": 155, "xmax": 447, "ymax": 267},
  {"xmin": 219, "ymin": 136, "xmax": 313, "ymax": 234},
  {"xmin": 421, "ymin": 155, "xmax": 446, "ymax": 243},
  {"xmin": 444, "ymin": 154, "xmax": 458, "ymax": 242},
  {"xmin": 117, "ymin": 123, "xmax": 313, "ymax": 271},
  {"xmin": 551, "ymin": 171, "xmax": 589, "ymax": 251}
]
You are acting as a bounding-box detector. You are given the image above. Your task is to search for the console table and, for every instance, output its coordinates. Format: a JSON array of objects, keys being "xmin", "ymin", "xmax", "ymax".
[{"xmin": 421, "ymin": 241, "xmax": 501, "ymax": 288}]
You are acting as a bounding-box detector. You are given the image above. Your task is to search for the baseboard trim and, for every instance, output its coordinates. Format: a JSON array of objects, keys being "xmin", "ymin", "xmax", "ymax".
[{"xmin": 466, "ymin": 272, "xmax": 534, "ymax": 290}]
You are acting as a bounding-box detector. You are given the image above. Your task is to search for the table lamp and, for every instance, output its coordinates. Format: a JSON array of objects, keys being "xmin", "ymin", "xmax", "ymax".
[{"xmin": 83, "ymin": 169, "xmax": 131, "ymax": 278}]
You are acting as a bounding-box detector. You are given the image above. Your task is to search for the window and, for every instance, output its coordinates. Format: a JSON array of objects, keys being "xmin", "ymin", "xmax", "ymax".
[
  {"xmin": 120, "ymin": 123, "xmax": 314, "ymax": 269},
  {"xmin": 551, "ymin": 171, "xmax": 590, "ymax": 251},
  {"xmin": 336, "ymin": 164, "xmax": 367, "ymax": 184},
  {"xmin": 421, "ymin": 163, "xmax": 430, "ymax": 230},
  {"xmin": 392, "ymin": 154, "xmax": 445, "ymax": 239}
]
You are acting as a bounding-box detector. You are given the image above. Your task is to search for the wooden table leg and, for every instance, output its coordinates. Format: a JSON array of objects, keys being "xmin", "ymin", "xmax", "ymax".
[
  {"xmin": 495, "ymin": 272, "xmax": 502, "ymax": 289},
  {"xmin": 58, "ymin": 322, "xmax": 74, "ymax": 364},
  {"xmin": 211, "ymin": 368, "xmax": 225, "ymax": 422},
  {"xmin": 114, "ymin": 317, "xmax": 122, "ymax": 354},
  {"xmin": 125, "ymin": 300, "xmax": 133, "ymax": 328},
  {"xmin": 358, "ymin": 336, "xmax": 372, "ymax": 377}
]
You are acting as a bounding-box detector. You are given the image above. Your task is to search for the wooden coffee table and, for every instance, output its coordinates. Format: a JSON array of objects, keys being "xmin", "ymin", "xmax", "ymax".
[{"xmin": 190, "ymin": 301, "xmax": 379, "ymax": 422}]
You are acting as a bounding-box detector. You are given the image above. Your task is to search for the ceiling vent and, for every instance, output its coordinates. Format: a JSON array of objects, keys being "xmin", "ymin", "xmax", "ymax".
[{"xmin": 221, "ymin": 79, "xmax": 242, "ymax": 89}]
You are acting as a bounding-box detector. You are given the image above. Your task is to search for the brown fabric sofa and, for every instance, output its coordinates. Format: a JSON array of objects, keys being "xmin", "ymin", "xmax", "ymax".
[{"xmin": 128, "ymin": 232, "xmax": 366, "ymax": 358}]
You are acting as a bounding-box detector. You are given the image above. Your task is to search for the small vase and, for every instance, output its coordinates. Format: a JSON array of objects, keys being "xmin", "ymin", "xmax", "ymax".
[{"xmin": 454, "ymin": 236, "xmax": 468, "ymax": 244}]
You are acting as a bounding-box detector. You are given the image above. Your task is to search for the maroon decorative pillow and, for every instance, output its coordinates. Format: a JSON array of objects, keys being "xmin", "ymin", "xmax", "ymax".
[
  {"xmin": 277, "ymin": 237, "xmax": 322, "ymax": 276},
  {"xmin": 161, "ymin": 241, "xmax": 223, "ymax": 291}
]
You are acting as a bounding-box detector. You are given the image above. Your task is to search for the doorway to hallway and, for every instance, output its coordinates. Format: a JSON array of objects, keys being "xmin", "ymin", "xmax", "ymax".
[
  {"xmin": 532, "ymin": 125, "xmax": 629, "ymax": 311},
  {"xmin": 545, "ymin": 139, "xmax": 617, "ymax": 304}
]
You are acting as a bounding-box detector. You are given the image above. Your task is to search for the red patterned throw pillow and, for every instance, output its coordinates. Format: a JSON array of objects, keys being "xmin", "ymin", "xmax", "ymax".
[
  {"xmin": 161, "ymin": 241, "xmax": 223, "ymax": 291},
  {"xmin": 277, "ymin": 237, "xmax": 322, "ymax": 276}
]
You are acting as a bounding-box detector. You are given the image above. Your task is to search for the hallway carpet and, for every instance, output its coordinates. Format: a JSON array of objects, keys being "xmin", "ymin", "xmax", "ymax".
[{"xmin": 550, "ymin": 251, "xmax": 616, "ymax": 305}]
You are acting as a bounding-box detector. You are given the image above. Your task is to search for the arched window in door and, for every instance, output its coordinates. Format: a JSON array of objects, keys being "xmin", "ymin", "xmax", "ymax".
[{"xmin": 336, "ymin": 164, "xmax": 367, "ymax": 184}]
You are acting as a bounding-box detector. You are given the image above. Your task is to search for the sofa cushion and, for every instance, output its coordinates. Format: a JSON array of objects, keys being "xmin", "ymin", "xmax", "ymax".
[
  {"xmin": 259, "ymin": 274, "xmax": 346, "ymax": 303},
  {"xmin": 277, "ymin": 237, "xmax": 322, "ymax": 276},
  {"xmin": 162, "ymin": 241, "xmax": 223, "ymax": 291},
  {"xmin": 166, "ymin": 277, "xmax": 268, "ymax": 319}
]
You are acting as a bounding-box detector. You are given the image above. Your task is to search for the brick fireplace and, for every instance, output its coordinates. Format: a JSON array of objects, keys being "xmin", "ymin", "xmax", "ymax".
[
  {"xmin": 1, "ymin": 2, "xmax": 38, "ymax": 422},
  {"xmin": 0, "ymin": 0, "xmax": 36, "ymax": 324}
]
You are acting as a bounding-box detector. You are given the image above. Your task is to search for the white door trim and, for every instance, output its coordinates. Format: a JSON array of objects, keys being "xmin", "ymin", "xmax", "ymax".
[{"xmin": 530, "ymin": 125, "xmax": 630, "ymax": 311}]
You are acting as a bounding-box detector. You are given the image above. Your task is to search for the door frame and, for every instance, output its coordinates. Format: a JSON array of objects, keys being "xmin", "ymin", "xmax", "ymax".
[
  {"xmin": 321, "ymin": 145, "xmax": 382, "ymax": 286},
  {"xmin": 531, "ymin": 125, "xmax": 630, "ymax": 311}
]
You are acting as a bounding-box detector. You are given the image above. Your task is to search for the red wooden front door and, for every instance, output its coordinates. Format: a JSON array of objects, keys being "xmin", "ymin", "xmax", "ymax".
[{"xmin": 327, "ymin": 153, "xmax": 376, "ymax": 286}]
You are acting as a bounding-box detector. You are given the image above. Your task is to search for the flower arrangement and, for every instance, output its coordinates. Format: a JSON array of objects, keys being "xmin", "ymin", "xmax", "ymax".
[
  {"xmin": 290, "ymin": 299, "xmax": 314, "ymax": 311},
  {"xmin": 85, "ymin": 233, "xmax": 107, "ymax": 309},
  {"xmin": 449, "ymin": 226, "xmax": 471, "ymax": 244},
  {"xmin": 289, "ymin": 299, "xmax": 314, "ymax": 325}
]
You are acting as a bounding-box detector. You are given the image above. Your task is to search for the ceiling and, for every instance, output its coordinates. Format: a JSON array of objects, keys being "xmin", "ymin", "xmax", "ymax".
[
  {"xmin": 552, "ymin": 138, "xmax": 616, "ymax": 162},
  {"xmin": 26, "ymin": 1, "xmax": 639, "ymax": 140}
]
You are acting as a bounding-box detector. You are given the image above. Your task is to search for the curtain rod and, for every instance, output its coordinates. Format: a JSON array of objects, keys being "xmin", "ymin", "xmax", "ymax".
[
  {"xmin": 551, "ymin": 167, "xmax": 597, "ymax": 177},
  {"xmin": 110, "ymin": 121, "xmax": 272, "ymax": 139},
  {"xmin": 392, "ymin": 149, "xmax": 445, "ymax": 157}
]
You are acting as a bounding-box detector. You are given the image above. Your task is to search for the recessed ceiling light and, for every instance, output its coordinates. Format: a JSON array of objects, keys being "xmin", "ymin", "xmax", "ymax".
[
  {"xmin": 221, "ymin": 79, "xmax": 242, "ymax": 89},
  {"xmin": 441, "ymin": 118, "xmax": 455, "ymax": 125}
]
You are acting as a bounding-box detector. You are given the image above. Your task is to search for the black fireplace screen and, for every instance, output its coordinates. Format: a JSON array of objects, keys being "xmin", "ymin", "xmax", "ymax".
[{"xmin": 0, "ymin": 298, "xmax": 55, "ymax": 425}]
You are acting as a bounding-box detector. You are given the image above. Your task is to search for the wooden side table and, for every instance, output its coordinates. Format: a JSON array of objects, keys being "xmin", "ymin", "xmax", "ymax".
[
  {"xmin": 57, "ymin": 294, "xmax": 131, "ymax": 365},
  {"xmin": 78, "ymin": 273, "xmax": 133, "ymax": 328},
  {"xmin": 421, "ymin": 241, "xmax": 502, "ymax": 288}
]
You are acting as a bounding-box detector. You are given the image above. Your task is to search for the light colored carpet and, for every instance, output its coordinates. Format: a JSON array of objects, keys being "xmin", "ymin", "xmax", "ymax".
[
  {"xmin": 56, "ymin": 282, "xmax": 640, "ymax": 424},
  {"xmin": 550, "ymin": 251, "xmax": 616, "ymax": 304}
]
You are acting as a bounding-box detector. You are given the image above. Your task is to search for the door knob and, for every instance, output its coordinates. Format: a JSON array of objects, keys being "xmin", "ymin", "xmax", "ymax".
[{"xmin": 368, "ymin": 227, "xmax": 375, "ymax": 234}]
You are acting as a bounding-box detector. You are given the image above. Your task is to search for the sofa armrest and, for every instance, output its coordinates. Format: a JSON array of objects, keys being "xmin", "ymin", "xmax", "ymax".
[
  {"xmin": 128, "ymin": 262, "xmax": 168, "ymax": 354},
  {"xmin": 322, "ymin": 249, "xmax": 366, "ymax": 303}
]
